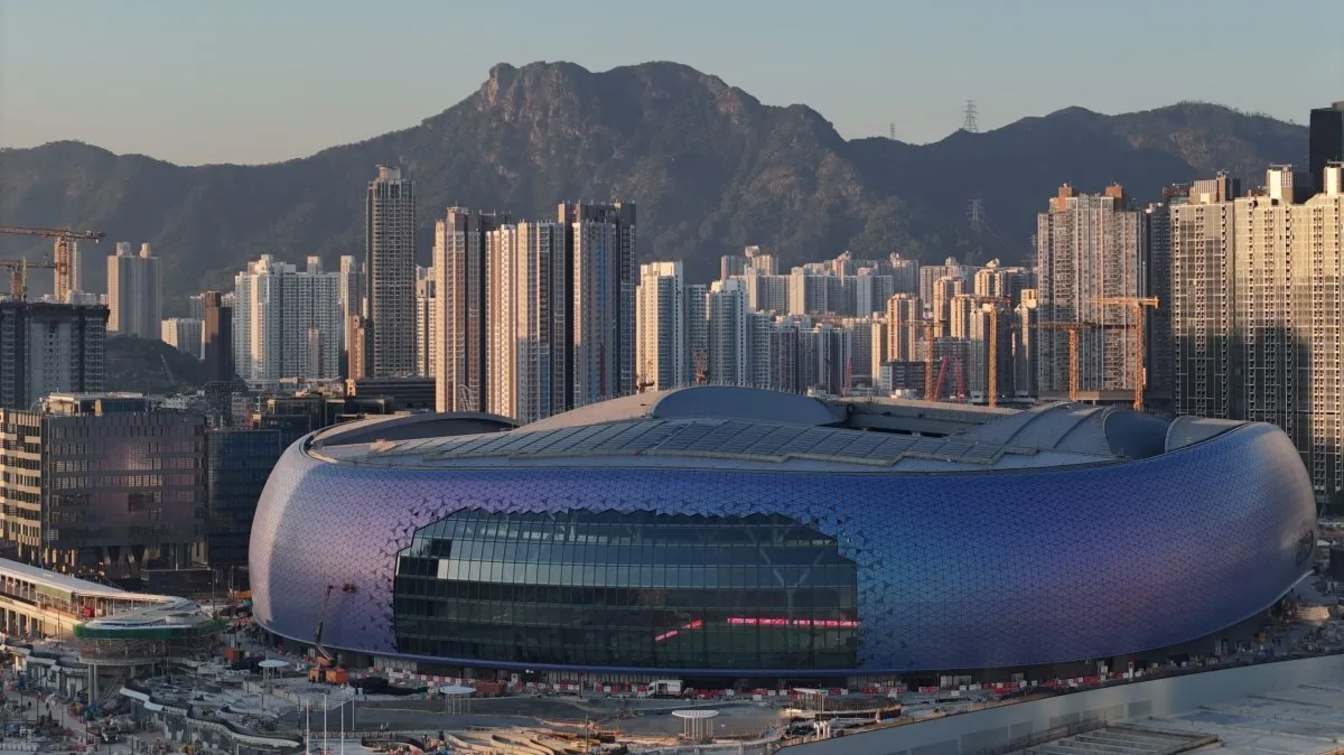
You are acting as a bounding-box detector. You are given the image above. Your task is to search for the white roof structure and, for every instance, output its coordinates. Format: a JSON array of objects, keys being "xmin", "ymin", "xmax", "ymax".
[{"xmin": 0, "ymin": 558, "xmax": 172, "ymax": 603}]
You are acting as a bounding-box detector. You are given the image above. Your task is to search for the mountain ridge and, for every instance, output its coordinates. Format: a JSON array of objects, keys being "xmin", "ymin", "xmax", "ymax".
[{"xmin": 0, "ymin": 61, "xmax": 1308, "ymax": 308}]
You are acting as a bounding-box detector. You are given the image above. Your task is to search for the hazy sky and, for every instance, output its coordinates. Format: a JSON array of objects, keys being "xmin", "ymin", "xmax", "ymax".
[{"xmin": 2, "ymin": 0, "xmax": 1341, "ymax": 166}]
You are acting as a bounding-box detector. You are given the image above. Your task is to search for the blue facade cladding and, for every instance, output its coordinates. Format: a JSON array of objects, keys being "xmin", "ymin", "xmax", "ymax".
[{"xmin": 250, "ymin": 422, "xmax": 1316, "ymax": 675}]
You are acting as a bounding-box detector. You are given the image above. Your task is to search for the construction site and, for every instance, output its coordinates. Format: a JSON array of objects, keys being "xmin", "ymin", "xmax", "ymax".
[{"xmin": 0, "ymin": 515, "xmax": 1343, "ymax": 755}]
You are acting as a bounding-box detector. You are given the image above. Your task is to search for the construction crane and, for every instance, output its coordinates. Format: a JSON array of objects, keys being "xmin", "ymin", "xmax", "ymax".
[
  {"xmin": 1037, "ymin": 321, "xmax": 1090, "ymax": 402},
  {"xmin": 978, "ymin": 297, "xmax": 1011, "ymax": 408},
  {"xmin": 0, "ymin": 258, "xmax": 59, "ymax": 301},
  {"xmin": 1097, "ymin": 296, "xmax": 1159, "ymax": 412},
  {"xmin": 0, "ymin": 225, "xmax": 105, "ymax": 301}
]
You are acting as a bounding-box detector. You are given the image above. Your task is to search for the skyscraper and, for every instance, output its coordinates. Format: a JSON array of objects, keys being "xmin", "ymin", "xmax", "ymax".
[
  {"xmin": 365, "ymin": 165, "xmax": 416, "ymax": 377},
  {"xmin": 707, "ymin": 278, "xmax": 748, "ymax": 386},
  {"xmin": 1163, "ymin": 163, "xmax": 1344, "ymax": 502},
  {"xmin": 1169, "ymin": 179, "xmax": 1238, "ymax": 418},
  {"xmin": 1309, "ymin": 102, "xmax": 1344, "ymax": 194},
  {"xmin": 562, "ymin": 201, "xmax": 637, "ymax": 407},
  {"xmin": 337, "ymin": 254, "xmax": 364, "ymax": 374},
  {"xmin": 506, "ymin": 221, "xmax": 568, "ymax": 423},
  {"xmin": 1236, "ymin": 164, "xmax": 1344, "ymax": 501},
  {"xmin": 106, "ymin": 242, "xmax": 161, "ymax": 338},
  {"xmin": 414, "ymin": 266, "xmax": 436, "ymax": 378},
  {"xmin": 685, "ymin": 283, "xmax": 709, "ymax": 384},
  {"xmin": 201, "ymin": 290, "xmax": 234, "ymax": 384},
  {"xmin": 885, "ymin": 293, "xmax": 921, "ymax": 362},
  {"xmin": 635, "ymin": 261, "xmax": 686, "ymax": 391},
  {"xmin": 0, "ymin": 302, "xmax": 107, "ymax": 409},
  {"xmin": 232, "ymin": 255, "xmax": 343, "ymax": 386},
  {"xmin": 1035, "ymin": 183, "xmax": 1141, "ymax": 397},
  {"xmin": 433, "ymin": 207, "xmax": 509, "ymax": 412}
]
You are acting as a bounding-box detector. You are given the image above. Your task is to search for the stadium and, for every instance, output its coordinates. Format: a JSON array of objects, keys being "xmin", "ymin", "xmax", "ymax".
[{"xmin": 250, "ymin": 387, "xmax": 1316, "ymax": 681}]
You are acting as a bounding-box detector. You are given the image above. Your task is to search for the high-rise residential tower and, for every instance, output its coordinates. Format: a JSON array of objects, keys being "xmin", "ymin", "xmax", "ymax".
[
  {"xmin": 337, "ymin": 254, "xmax": 364, "ymax": 373},
  {"xmin": 433, "ymin": 207, "xmax": 509, "ymax": 412},
  {"xmin": 562, "ymin": 201, "xmax": 637, "ymax": 407},
  {"xmin": 161, "ymin": 317, "xmax": 204, "ymax": 359},
  {"xmin": 1035, "ymin": 183, "xmax": 1141, "ymax": 397},
  {"xmin": 414, "ymin": 266, "xmax": 436, "ymax": 378},
  {"xmin": 504, "ymin": 221, "xmax": 568, "ymax": 423},
  {"xmin": 106, "ymin": 242, "xmax": 161, "ymax": 338},
  {"xmin": 1169, "ymin": 178, "xmax": 1238, "ymax": 418},
  {"xmin": 885, "ymin": 293, "xmax": 921, "ymax": 363},
  {"xmin": 707, "ymin": 278, "xmax": 748, "ymax": 386},
  {"xmin": 635, "ymin": 261, "xmax": 687, "ymax": 392},
  {"xmin": 232, "ymin": 255, "xmax": 343, "ymax": 387},
  {"xmin": 365, "ymin": 165, "xmax": 416, "ymax": 377}
]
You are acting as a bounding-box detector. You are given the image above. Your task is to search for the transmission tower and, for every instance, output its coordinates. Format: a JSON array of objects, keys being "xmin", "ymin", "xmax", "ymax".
[
  {"xmin": 889, "ymin": 122, "xmax": 896, "ymax": 140},
  {"xmin": 967, "ymin": 198, "xmax": 985, "ymax": 233},
  {"xmin": 962, "ymin": 99, "xmax": 979, "ymax": 133}
]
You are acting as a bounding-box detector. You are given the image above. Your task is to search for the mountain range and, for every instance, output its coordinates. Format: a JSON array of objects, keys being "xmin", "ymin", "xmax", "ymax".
[{"xmin": 0, "ymin": 61, "xmax": 1308, "ymax": 308}]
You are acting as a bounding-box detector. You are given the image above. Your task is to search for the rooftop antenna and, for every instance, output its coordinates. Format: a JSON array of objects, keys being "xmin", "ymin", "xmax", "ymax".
[{"xmin": 962, "ymin": 99, "xmax": 979, "ymax": 133}]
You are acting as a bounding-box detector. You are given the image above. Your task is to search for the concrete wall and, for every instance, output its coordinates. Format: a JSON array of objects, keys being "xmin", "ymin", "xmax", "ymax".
[{"xmin": 783, "ymin": 655, "xmax": 1344, "ymax": 755}]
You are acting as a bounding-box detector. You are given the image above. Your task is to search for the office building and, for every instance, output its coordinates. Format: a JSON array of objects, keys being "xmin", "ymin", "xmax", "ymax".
[
  {"xmin": 205, "ymin": 427, "xmax": 283, "ymax": 573},
  {"xmin": 563, "ymin": 201, "xmax": 637, "ymax": 407},
  {"xmin": 365, "ymin": 165, "xmax": 416, "ymax": 377},
  {"xmin": 0, "ymin": 394, "xmax": 205, "ymax": 575},
  {"xmin": 201, "ymin": 291, "xmax": 234, "ymax": 383},
  {"xmin": 161, "ymin": 317, "xmax": 203, "ymax": 359},
  {"xmin": 0, "ymin": 302, "xmax": 107, "ymax": 410},
  {"xmin": 1035, "ymin": 183, "xmax": 1141, "ymax": 397},
  {"xmin": 232, "ymin": 255, "xmax": 343, "ymax": 387},
  {"xmin": 253, "ymin": 388, "xmax": 1315, "ymax": 678},
  {"xmin": 1310, "ymin": 102, "xmax": 1344, "ymax": 194},
  {"xmin": 106, "ymin": 242, "xmax": 161, "ymax": 339},
  {"xmin": 635, "ymin": 261, "xmax": 686, "ymax": 392}
]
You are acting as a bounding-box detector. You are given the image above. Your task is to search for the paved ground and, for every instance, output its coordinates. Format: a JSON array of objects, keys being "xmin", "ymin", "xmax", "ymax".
[{"xmin": 1127, "ymin": 681, "xmax": 1344, "ymax": 754}]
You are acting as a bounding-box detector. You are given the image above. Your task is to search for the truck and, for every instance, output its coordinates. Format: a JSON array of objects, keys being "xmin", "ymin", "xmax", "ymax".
[{"xmin": 648, "ymin": 679, "xmax": 683, "ymax": 697}]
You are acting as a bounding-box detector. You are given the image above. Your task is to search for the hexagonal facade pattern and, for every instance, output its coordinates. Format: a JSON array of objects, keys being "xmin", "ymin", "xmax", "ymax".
[{"xmin": 250, "ymin": 419, "xmax": 1316, "ymax": 676}]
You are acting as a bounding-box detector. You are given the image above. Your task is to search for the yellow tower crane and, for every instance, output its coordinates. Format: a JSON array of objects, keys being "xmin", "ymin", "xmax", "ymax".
[
  {"xmin": 1096, "ymin": 296, "xmax": 1159, "ymax": 412},
  {"xmin": 1037, "ymin": 321, "xmax": 1090, "ymax": 403},
  {"xmin": 0, "ymin": 225, "xmax": 106, "ymax": 301}
]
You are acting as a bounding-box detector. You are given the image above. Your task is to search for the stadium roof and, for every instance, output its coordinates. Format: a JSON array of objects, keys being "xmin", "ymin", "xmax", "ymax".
[{"xmin": 308, "ymin": 387, "xmax": 1243, "ymax": 473}]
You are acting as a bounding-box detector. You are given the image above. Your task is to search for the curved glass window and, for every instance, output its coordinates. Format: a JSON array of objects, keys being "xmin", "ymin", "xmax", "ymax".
[{"xmin": 392, "ymin": 509, "xmax": 858, "ymax": 669}]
